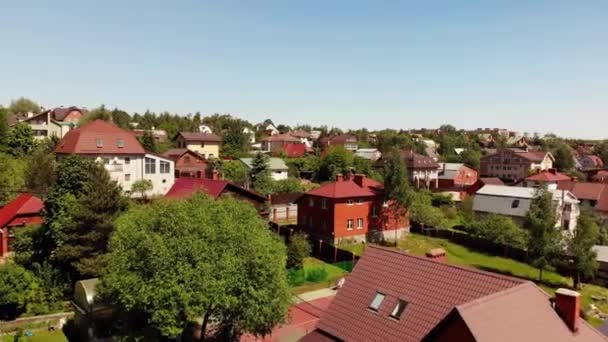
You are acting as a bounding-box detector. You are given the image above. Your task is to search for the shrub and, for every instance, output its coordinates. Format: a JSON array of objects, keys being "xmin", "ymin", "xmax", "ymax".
[
  {"xmin": 287, "ymin": 233, "xmax": 312, "ymax": 269},
  {"xmin": 305, "ymin": 267, "xmax": 329, "ymax": 283}
]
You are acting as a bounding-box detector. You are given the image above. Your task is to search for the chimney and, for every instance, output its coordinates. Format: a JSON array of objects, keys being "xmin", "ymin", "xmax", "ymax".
[
  {"xmin": 211, "ymin": 169, "xmax": 219, "ymax": 180},
  {"xmin": 354, "ymin": 174, "xmax": 365, "ymax": 187},
  {"xmin": 554, "ymin": 288, "xmax": 581, "ymax": 332},
  {"xmin": 425, "ymin": 248, "xmax": 446, "ymax": 263},
  {"xmin": 549, "ymin": 168, "xmax": 557, "ymax": 175},
  {"xmin": 335, "ymin": 174, "xmax": 344, "ymax": 182}
]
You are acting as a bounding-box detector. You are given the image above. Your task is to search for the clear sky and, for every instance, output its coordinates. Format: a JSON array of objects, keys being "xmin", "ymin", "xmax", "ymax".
[{"xmin": 1, "ymin": 1, "xmax": 607, "ymax": 138}]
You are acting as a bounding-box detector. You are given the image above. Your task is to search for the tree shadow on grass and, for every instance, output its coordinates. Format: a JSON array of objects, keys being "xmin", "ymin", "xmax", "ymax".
[{"xmin": 475, "ymin": 265, "xmax": 571, "ymax": 289}]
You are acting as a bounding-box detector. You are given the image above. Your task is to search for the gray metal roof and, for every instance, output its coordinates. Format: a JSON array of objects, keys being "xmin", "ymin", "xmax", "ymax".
[
  {"xmin": 240, "ymin": 157, "xmax": 288, "ymax": 171},
  {"xmin": 476, "ymin": 185, "xmax": 538, "ymax": 199},
  {"xmin": 593, "ymin": 245, "xmax": 608, "ymax": 263}
]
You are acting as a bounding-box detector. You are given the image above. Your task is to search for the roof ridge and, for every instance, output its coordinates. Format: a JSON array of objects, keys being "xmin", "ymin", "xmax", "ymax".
[
  {"xmin": 456, "ymin": 281, "xmax": 535, "ymax": 310},
  {"xmin": 366, "ymin": 245, "xmax": 525, "ymax": 284}
]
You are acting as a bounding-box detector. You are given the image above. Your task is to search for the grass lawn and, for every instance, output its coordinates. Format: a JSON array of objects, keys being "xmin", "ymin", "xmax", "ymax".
[
  {"xmin": 2, "ymin": 330, "xmax": 68, "ymax": 342},
  {"xmin": 399, "ymin": 233, "xmax": 608, "ymax": 327},
  {"xmin": 290, "ymin": 257, "xmax": 350, "ymax": 294},
  {"xmin": 337, "ymin": 241, "xmax": 367, "ymax": 256}
]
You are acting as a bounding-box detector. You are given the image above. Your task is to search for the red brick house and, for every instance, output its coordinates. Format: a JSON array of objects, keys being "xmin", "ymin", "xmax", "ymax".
[
  {"xmin": 162, "ymin": 149, "xmax": 209, "ymax": 179},
  {"xmin": 318, "ymin": 134, "xmax": 358, "ymax": 152},
  {"xmin": 375, "ymin": 150, "xmax": 440, "ymax": 189},
  {"xmin": 0, "ymin": 194, "xmax": 44, "ymax": 259},
  {"xmin": 297, "ymin": 174, "xmax": 409, "ymax": 244},
  {"xmin": 166, "ymin": 178, "xmax": 269, "ymax": 217},
  {"xmin": 260, "ymin": 133, "xmax": 300, "ymax": 153},
  {"xmin": 302, "ymin": 246, "xmax": 605, "ymax": 342},
  {"xmin": 523, "ymin": 169, "xmax": 574, "ymax": 188},
  {"xmin": 480, "ymin": 148, "xmax": 554, "ymax": 182}
]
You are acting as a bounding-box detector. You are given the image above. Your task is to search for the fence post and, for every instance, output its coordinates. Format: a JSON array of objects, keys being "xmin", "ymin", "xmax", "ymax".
[
  {"xmin": 352, "ymin": 251, "xmax": 356, "ymax": 269},
  {"xmin": 273, "ymin": 208, "xmax": 277, "ymax": 223},
  {"xmin": 334, "ymin": 245, "xmax": 337, "ymax": 262},
  {"xmin": 286, "ymin": 206, "xmax": 290, "ymax": 220},
  {"xmin": 319, "ymin": 240, "xmax": 323, "ymax": 257}
]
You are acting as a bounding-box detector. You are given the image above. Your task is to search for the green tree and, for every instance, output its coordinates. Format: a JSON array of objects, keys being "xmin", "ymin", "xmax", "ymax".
[
  {"xmin": 53, "ymin": 164, "xmax": 128, "ymax": 281},
  {"xmin": 287, "ymin": 232, "xmax": 312, "ymax": 268},
  {"xmin": 460, "ymin": 149, "xmax": 481, "ymax": 169},
  {"xmin": 272, "ymin": 178, "xmax": 304, "ymax": 194},
  {"xmin": 409, "ymin": 191, "xmax": 446, "ymax": 229},
  {"xmin": 567, "ymin": 210, "xmax": 600, "ymax": 289},
  {"xmin": 470, "ymin": 214, "xmax": 528, "ymax": 250},
  {"xmin": 0, "ymin": 153, "xmax": 26, "ymax": 205},
  {"xmin": 0, "ymin": 107, "xmax": 9, "ymax": 146},
  {"xmin": 553, "ymin": 144, "xmax": 574, "ymax": 171},
  {"xmin": 78, "ymin": 104, "xmax": 112, "ymax": 126},
  {"xmin": 250, "ymin": 153, "xmax": 273, "ymax": 195},
  {"xmin": 220, "ymin": 160, "xmax": 248, "ymax": 184},
  {"xmin": 24, "ymin": 146, "xmax": 56, "ymax": 198},
  {"xmin": 98, "ymin": 194, "xmax": 291, "ymax": 340},
  {"xmin": 7, "ymin": 97, "xmax": 41, "ymax": 115},
  {"xmin": 131, "ymin": 179, "xmax": 153, "ymax": 199},
  {"xmin": 4, "ymin": 123, "xmax": 35, "ymax": 156},
  {"xmin": 0, "ymin": 263, "xmax": 38, "ymax": 320},
  {"xmin": 525, "ymin": 189, "xmax": 561, "ymax": 282},
  {"xmin": 319, "ymin": 146, "xmax": 353, "ymax": 181},
  {"xmin": 382, "ymin": 151, "xmax": 411, "ymax": 241},
  {"xmin": 595, "ymin": 141, "xmax": 608, "ymax": 166},
  {"xmin": 137, "ymin": 130, "xmax": 157, "ymax": 152}
]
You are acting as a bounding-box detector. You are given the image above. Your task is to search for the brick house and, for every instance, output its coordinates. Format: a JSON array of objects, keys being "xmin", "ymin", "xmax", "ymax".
[
  {"xmin": 318, "ymin": 134, "xmax": 358, "ymax": 152},
  {"xmin": 558, "ymin": 181, "xmax": 608, "ymax": 224},
  {"xmin": 480, "ymin": 148, "xmax": 554, "ymax": 182},
  {"xmin": 375, "ymin": 150, "xmax": 440, "ymax": 189},
  {"xmin": 302, "ymin": 245, "xmax": 605, "ymax": 342},
  {"xmin": 0, "ymin": 194, "xmax": 44, "ymax": 259},
  {"xmin": 297, "ymin": 174, "xmax": 409, "ymax": 244},
  {"xmin": 260, "ymin": 133, "xmax": 301, "ymax": 153},
  {"xmin": 162, "ymin": 149, "xmax": 209, "ymax": 179},
  {"xmin": 175, "ymin": 132, "xmax": 221, "ymax": 159},
  {"xmin": 55, "ymin": 120, "xmax": 175, "ymax": 197},
  {"xmin": 522, "ymin": 169, "xmax": 574, "ymax": 188}
]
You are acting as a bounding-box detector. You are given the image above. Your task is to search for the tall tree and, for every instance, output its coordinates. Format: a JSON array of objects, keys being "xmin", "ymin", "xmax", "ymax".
[
  {"xmin": 567, "ymin": 210, "xmax": 599, "ymax": 289},
  {"xmin": 24, "ymin": 146, "xmax": 57, "ymax": 198},
  {"xmin": 249, "ymin": 153, "xmax": 273, "ymax": 195},
  {"xmin": 98, "ymin": 195, "xmax": 291, "ymax": 340},
  {"xmin": 7, "ymin": 97, "xmax": 41, "ymax": 115},
  {"xmin": 318, "ymin": 146, "xmax": 353, "ymax": 181},
  {"xmin": 0, "ymin": 153, "xmax": 26, "ymax": 205},
  {"xmin": 0, "ymin": 263, "xmax": 38, "ymax": 320},
  {"xmin": 53, "ymin": 164, "xmax": 128, "ymax": 281},
  {"xmin": 383, "ymin": 151, "xmax": 411, "ymax": 241},
  {"xmin": 137, "ymin": 130, "xmax": 157, "ymax": 152},
  {"xmin": 525, "ymin": 188, "xmax": 561, "ymax": 282},
  {"xmin": 0, "ymin": 107, "xmax": 9, "ymax": 146},
  {"xmin": 553, "ymin": 144, "xmax": 574, "ymax": 171},
  {"xmin": 78, "ymin": 105, "xmax": 112, "ymax": 126}
]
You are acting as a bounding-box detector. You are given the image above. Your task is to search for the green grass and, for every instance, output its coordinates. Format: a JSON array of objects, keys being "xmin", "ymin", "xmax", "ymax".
[
  {"xmin": 289, "ymin": 257, "xmax": 350, "ymax": 294},
  {"xmin": 399, "ymin": 233, "xmax": 608, "ymax": 327},
  {"xmin": 2, "ymin": 330, "xmax": 68, "ymax": 342},
  {"xmin": 337, "ymin": 241, "xmax": 367, "ymax": 256}
]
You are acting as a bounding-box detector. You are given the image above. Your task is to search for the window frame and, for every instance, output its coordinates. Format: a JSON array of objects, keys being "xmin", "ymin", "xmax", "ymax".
[
  {"xmin": 390, "ymin": 299, "xmax": 408, "ymax": 319},
  {"xmin": 346, "ymin": 219, "xmax": 354, "ymax": 230},
  {"xmin": 357, "ymin": 218, "xmax": 364, "ymax": 229},
  {"xmin": 369, "ymin": 292, "xmax": 385, "ymax": 311},
  {"xmin": 145, "ymin": 157, "xmax": 156, "ymax": 174}
]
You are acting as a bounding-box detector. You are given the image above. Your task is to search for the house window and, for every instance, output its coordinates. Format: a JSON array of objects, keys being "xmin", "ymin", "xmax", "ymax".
[
  {"xmin": 321, "ymin": 199, "xmax": 327, "ymax": 209},
  {"xmin": 125, "ymin": 174, "xmax": 131, "ymax": 182},
  {"xmin": 347, "ymin": 219, "xmax": 354, "ymax": 230},
  {"xmin": 369, "ymin": 292, "xmax": 385, "ymax": 311},
  {"xmin": 390, "ymin": 300, "xmax": 408, "ymax": 319},
  {"xmin": 124, "ymin": 157, "xmax": 130, "ymax": 165},
  {"xmin": 357, "ymin": 218, "xmax": 364, "ymax": 229},
  {"xmin": 308, "ymin": 216, "xmax": 313, "ymax": 229},
  {"xmin": 145, "ymin": 157, "xmax": 156, "ymax": 174},
  {"xmin": 160, "ymin": 160, "xmax": 170, "ymax": 174},
  {"xmin": 103, "ymin": 158, "xmax": 110, "ymax": 164},
  {"xmin": 208, "ymin": 153, "xmax": 214, "ymax": 158},
  {"xmin": 357, "ymin": 199, "xmax": 364, "ymax": 205},
  {"xmin": 511, "ymin": 200, "xmax": 520, "ymax": 208},
  {"xmin": 347, "ymin": 199, "xmax": 354, "ymax": 206},
  {"xmin": 96, "ymin": 138, "xmax": 103, "ymax": 148},
  {"xmin": 372, "ymin": 206, "xmax": 378, "ymax": 217},
  {"xmin": 200, "ymin": 142, "xmax": 205, "ymax": 148},
  {"xmin": 117, "ymin": 139, "xmax": 124, "ymax": 148},
  {"xmin": 309, "ymin": 198, "xmax": 314, "ymax": 207}
]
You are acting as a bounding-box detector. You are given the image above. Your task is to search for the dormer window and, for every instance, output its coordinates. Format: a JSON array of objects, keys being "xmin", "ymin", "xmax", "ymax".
[
  {"xmin": 117, "ymin": 139, "xmax": 124, "ymax": 148},
  {"xmin": 369, "ymin": 292, "xmax": 385, "ymax": 311},
  {"xmin": 96, "ymin": 138, "xmax": 103, "ymax": 148},
  {"xmin": 511, "ymin": 200, "xmax": 520, "ymax": 208},
  {"xmin": 390, "ymin": 299, "xmax": 408, "ymax": 319}
]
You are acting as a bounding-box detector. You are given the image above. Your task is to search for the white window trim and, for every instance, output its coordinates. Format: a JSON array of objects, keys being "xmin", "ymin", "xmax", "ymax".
[{"xmin": 346, "ymin": 219, "xmax": 354, "ymax": 230}]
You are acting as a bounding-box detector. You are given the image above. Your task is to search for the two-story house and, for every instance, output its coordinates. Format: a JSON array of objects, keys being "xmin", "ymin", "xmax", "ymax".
[
  {"xmin": 162, "ymin": 148, "xmax": 209, "ymax": 179},
  {"xmin": 260, "ymin": 133, "xmax": 301, "ymax": 153},
  {"xmin": 375, "ymin": 150, "xmax": 440, "ymax": 189},
  {"xmin": 473, "ymin": 185, "xmax": 579, "ymax": 233},
  {"xmin": 17, "ymin": 106, "xmax": 85, "ymax": 140},
  {"xmin": 175, "ymin": 132, "xmax": 221, "ymax": 159},
  {"xmin": 480, "ymin": 148, "xmax": 554, "ymax": 182},
  {"xmin": 318, "ymin": 134, "xmax": 358, "ymax": 152},
  {"xmin": 522, "ymin": 169, "xmax": 573, "ymax": 188},
  {"xmin": 297, "ymin": 174, "xmax": 409, "ymax": 244},
  {"xmin": 557, "ymin": 181, "xmax": 608, "ymax": 224},
  {"xmin": 55, "ymin": 120, "xmax": 175, "ymax": 197}
]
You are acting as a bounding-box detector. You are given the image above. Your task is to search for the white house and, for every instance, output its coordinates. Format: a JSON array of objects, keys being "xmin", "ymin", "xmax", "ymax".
[
  {"xmin": 15, "ymin": 106, "xmax": 84, "ymax": 140},
  {"xmin": 355, "ymin": 148, "xmax": 382, "ymax": 161},
  {"xmin": 199, "ymin": 125, "xmax": 213, "ymax": 134},
  {"xmin": 240, "ymin": 157, "xmax": 289, "ymax": 181},
  {"xmin": 55, "ymin": 120, "xmax": 175, "ymax": 197},
  {"xmin": 473, "ymin": 185, "xmax": 580, "ymax": 233}
]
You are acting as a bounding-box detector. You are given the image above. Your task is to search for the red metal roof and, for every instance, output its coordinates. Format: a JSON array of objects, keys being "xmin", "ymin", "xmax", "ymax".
[
  {"xmin": 526, "ymin": 170, "xmax": 573, "ymax": 182},
  {"xmin": 0, "ymin": 193, "xmax": 44, "ymax": 228},
  {"xmin": 55, "ymin": 120, "xmax": 145, "ymax": 155},
  {"xmin": 165, "ymin": 178, "xmax": 266, "ymax": 203},
  {"xmin": 480, "ymin": 177, "xmax": 505, "ymax": 185},
  {"xmin": 306, "ymin": 176, "xmax": 382, "ymax": 199},
  {"xmin": 311, "ymin": 245, "xmax": 524, "ymax": 342},
  {"xmin": 558, "ymin": 181, "xmax": 606, "ymax": 201},
  {"xmin": 283, "ymin": 143, "xmax": 308, "ymax": 158}
]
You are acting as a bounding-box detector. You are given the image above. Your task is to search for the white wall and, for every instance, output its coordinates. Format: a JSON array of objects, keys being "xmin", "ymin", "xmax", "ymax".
[
  {"xmin": 271, "ymin": 170, "xmax": 288, "ymax": 181},
  {"xmin": 97, "ymin": 154, "xmax": 174, "ymax": 197}
]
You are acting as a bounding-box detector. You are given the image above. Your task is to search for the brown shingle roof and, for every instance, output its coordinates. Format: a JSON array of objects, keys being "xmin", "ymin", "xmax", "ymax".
[
  {"xmin": 376, "ymin": 150, "xmax": 439, "ymax": 170},
  {"xmin": 313, "ymin": 245, "xmax": 523, "ymax": 342},
  {"xmin": 178, "ymin": 132, "xmax": 222, "ymax": 142},
  {"xmin": 55, "ymin": 120, "xmax": 145, "ymax": 155}
]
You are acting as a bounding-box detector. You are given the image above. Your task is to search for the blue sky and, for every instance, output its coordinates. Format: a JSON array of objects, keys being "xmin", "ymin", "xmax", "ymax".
[{"xmin": 1, "ymin": 1, "xmax": 607, "ymax": 138}]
